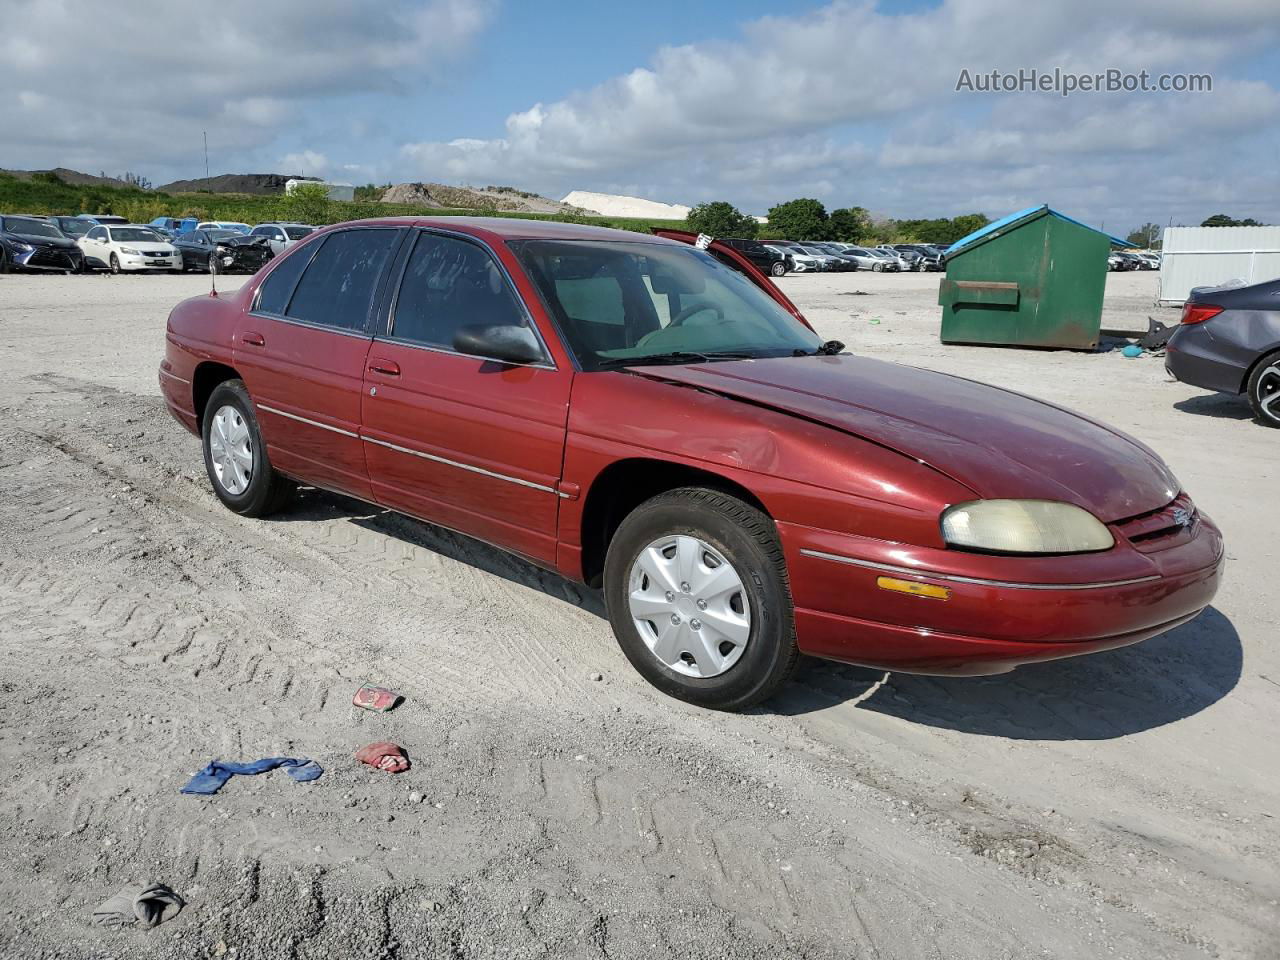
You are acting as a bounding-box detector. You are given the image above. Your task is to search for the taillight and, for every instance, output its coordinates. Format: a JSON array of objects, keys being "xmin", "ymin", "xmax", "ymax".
[{"xmin": 1181, "ymin": 303, "xmax": 1223, "ymax": 325}]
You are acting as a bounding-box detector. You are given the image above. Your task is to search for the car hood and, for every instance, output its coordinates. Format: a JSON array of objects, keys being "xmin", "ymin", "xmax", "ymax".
[
  {"xmin": 630, "ymin": 354, "xmax": 1177, "ymax": 522},
  {"xmin": 10, "ymin": 232, "xmax": 77, "ymax": 249}
]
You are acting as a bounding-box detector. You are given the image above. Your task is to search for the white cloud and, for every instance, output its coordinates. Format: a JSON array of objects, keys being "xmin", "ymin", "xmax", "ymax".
[
  {"xmin": 0, "ymin": 0, "xmax": 495, "ymax": 181},
  {"xmin": 398, "ymin": 0, "xmax": 1280, "ymax": 226}
]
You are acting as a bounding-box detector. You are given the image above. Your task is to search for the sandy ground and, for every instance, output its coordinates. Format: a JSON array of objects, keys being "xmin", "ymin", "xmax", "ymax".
[{"xmin": 0, "ymin": 268, "xmax": 1275, "ymax": 960}]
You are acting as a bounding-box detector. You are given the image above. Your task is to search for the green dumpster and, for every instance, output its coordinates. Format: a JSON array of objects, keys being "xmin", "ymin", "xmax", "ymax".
[{"xmin": 938, "ymin": 204, "xmax": 1130, "ymax": 350}]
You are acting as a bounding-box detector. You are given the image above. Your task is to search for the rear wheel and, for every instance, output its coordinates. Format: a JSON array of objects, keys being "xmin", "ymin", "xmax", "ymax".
[
  {"xmin": 1247, "ymin": 350, "xmax": 1280, "ymax": 428},
  {"xmin": 201, "ymin": 380, "xmax": 295, "ymax": 516},
  {"xmin": 770, "ymin": 261, "xmax": 787, "ymax": 277},
  {"xmin": 604, "ymin": 487, "xmax": 798, "ymax": 710}
]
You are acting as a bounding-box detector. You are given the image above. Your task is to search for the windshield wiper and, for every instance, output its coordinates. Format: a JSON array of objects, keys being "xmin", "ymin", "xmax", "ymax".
[
  {"xmin": 595, "ymin": 350, "xmax": 757, "ymax": 369},
  {"xmin": 794, "ymin": 339, "xmax": 845, "ymax": 357}
]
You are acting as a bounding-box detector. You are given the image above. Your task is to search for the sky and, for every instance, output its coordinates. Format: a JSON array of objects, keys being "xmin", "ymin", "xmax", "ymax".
[{"xmin": 1, "ymin": 0, "xmax": 1277, "ymax": 232}]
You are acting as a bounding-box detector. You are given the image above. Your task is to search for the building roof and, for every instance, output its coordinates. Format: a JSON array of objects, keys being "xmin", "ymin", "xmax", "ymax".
[{"xmin": 945, "ymin": 205, "xmax": 1134, "ymax": 255}]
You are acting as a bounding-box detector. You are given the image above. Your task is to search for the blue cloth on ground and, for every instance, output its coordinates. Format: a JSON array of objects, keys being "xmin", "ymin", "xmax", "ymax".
[{"xmin": 180, "ymin": 757, "xmax": 323, "ymax": 795}]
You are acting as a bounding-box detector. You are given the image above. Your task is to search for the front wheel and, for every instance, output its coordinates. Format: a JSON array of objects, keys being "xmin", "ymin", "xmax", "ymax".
[
  {"xmin": 109, "ymin": 253, "xmax": 121, "ymax": 275},
  {"xmin": 604, "ymin": 487, "xmax": 798, "ymax": 710},
  {"xmin": 1247, "ymin": 350, "xmax": 1280, "ymax": 428},
  {"xmin": 201, "ymin": 380, "xmax": 295, "ymax": 516}
]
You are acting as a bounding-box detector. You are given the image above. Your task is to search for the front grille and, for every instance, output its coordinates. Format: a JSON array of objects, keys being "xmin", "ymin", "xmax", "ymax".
[
  {"xmin": 29, "ymin": 247, "xmax": 77, "ymax": 268},
  {"xmin": 1113, "ymin": 493, "xmax": 1197, "ymax": 552}
]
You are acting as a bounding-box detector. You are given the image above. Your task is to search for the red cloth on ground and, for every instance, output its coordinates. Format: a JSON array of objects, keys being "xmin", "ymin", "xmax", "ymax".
[{"xmin": 355, "ymin": 740, "xmax": 410, "ymax": 773}]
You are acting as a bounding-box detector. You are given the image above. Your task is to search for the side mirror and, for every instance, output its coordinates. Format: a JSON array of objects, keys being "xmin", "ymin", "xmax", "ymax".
[{"xmin": 453, "ymin": 324, "xmax": 545, "ymax": 366}]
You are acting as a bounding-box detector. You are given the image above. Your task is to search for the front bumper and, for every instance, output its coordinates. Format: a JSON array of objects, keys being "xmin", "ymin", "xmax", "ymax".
[
  {"xmin": 119, "ymin": 252, "xmax": 181, "ymax": 271},
  {"xmin": 780, "ymin": 508, "xmax": 1224, "ymax": 675}
]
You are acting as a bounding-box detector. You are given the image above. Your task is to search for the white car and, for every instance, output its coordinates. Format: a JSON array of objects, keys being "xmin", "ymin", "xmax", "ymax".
[
  {"xmin": 196, "ymin": 221, "xmax": 251, "ymax": 235},
  {"xmin": 835, "ymin": 246, "xmax": 889, "ymax": 271},
  {"xmin": 764, "ymin": 243, "xmax": 824, "ymax": 273},
  {"xmin": 248, "ymin": 222, "xmax": 316, "ymax": 255},
  {"xmin": 77, "ymin": 224, "xmax": 181, "ymax": 274}
]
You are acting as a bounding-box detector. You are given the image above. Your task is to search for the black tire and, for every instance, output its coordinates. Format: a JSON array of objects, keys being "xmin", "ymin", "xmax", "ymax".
[
  {"xmin": 770, "ymin": 261, "xmax": 787, "ymax": 277},
  {"xmin": 603, "ymin": 487, "xmax": 798, "ymax": 711},
  {"xmin": 109, "ymin": 253, "xmax": 121, "ymax": 275},
  {"xmin": 201, "ymin": 380, "xmax": 295, "ymax": 516},
  {"xmin": 1247, "ymin": 350, "xmax": 1280, "ymax": 428},
  {"xmin": 0, "ymin": 248, "xmax": 8, "ymax": 274}
]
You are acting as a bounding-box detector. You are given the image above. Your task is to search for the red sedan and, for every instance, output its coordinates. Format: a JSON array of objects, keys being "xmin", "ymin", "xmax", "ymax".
[{"xmin": 159, "ymin": 218, "xmax": 1223, "ymax": 710}]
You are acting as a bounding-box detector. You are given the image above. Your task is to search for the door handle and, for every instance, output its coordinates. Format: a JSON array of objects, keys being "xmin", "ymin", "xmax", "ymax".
[
  {"xmin": 241, "ymin": 331, "xmax": 265, "ymax": 347},
  {"xmin": 367, "ymin": 358, "xmax": 401, "ymax": 376}
]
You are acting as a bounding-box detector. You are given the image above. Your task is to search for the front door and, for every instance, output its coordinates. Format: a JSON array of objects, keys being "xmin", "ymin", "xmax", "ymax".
[
  {"xmin": 233, "ymin": 227, "xmax": 405, "ymax": 502},
  {"xmin": 359, "ymin": 229, "xmax": 572, "ymax": 567}
]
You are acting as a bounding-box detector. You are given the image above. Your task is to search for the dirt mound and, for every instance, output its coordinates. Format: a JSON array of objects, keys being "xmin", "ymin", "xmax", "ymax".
[
  {"xmin": 156, "ymin": 173, "xmax": 318, "ymax": 195},
  {"xmin": 0, "ymin": 167, "xmax": 133, "ymax": 188},
  {"xmin": 380, "ymin": 181, "xmax": 588, "ymax": 214}
]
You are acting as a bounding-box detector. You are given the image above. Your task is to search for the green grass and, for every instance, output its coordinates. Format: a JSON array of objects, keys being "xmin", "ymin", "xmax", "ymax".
[{"xmin": 0, "ymin": 173, "xmax": 684, "ymax": 235}]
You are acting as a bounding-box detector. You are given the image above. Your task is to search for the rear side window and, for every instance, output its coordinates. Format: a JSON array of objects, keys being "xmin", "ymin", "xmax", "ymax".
[
  {"xmin": 390, "ymin": 232, "xmax": 529, "ymax": 349},
  {"xmin": 285, "ymin": 229, "xmax": 399, "ymax": 333},
  {"xmin": 255, "ymin": 241, "xmax": 315, "ymax": 315}
]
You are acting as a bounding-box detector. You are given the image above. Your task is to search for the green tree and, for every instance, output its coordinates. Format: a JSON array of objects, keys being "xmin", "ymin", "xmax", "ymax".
[
  {"xmin": 828, "ymin": 206, "xmax": 872, "ymax": 243},
  {"xmin": 281, "ymin": 181, "xmax": 334, "ymax": 224},
  {"xmin": 765, "ymin": 198, "xmax": 829, "ymax": 240},
  {"xmin": 685, "ymin": 201, "xmax": 758, "ymax": 238},
  {"xmin": 1126, "ymin": 223, "xmax": 1161, "ymax": 248},
  {"xmin": 1201, "ymin": 213, "xmax": 1263, "ymax": 227}
]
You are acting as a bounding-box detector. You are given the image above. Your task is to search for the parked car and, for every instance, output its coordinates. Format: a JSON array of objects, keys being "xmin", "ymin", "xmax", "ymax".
[
  {"xmin": 1166, "ymin": 276, "xmax": 1280, "ymax": 427},
  {"xmin": 806, "ymin": 243, "xmax": 863, "ymax": 271},
  {"xmin": 76, "ymin": 214, "xmax": 129, "ymax": 226},
  {"xmin": 764, "ymin": 243, "xmax": 823, "ymax": 273},
  {"xmin": 78, "ymin": 224, "xmax": 181, "ymax": 273},
  {"xmin": 196, "ymin": 221, "xmax": 251, "ymax": 235},
  {"xmin": 49, "ymin": 215, "xmax": 94, "ymax": 241},
  {"xmin": 173, "ymin": 229, "xmax": 273, "ymax": 273},
  {"xmin": 793, "ymin": 244, "xmax": 846, "ymax": 271},
  {"xmin": 249, "ymin": 222, "xmax": 317, "ymax": 257},
  {"xmin": 150, "ymin": 216, "xmax": 199, "ymax": 236},
  {"xmin": 159, "ymin": 218, "xmax": 1222, "ymax": 710},
  {"xmin": 0, "ymin": 215, "xmax": 87, "ymax": 273},
  {"xmin": 1108, "ymin": 252, "xmax": 1132, "ymax": 272},
  {"xmin": 890, "ymin": 244, "xmax": 942, "ymax": 271}
]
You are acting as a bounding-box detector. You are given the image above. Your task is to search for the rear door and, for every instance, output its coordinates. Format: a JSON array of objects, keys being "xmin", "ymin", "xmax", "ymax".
[
  {"xmin": 359, "ymin": 229, "xmax": 571, "ymax": 567},
  {"xmin": 233, "ymin": 226, "xmax": 405, "ymax": 501}
]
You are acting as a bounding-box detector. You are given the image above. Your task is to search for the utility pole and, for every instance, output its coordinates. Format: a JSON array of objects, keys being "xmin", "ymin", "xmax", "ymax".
[{"xmin": 203, "ymin": 131, "xmax": 209, "ymax": 180}]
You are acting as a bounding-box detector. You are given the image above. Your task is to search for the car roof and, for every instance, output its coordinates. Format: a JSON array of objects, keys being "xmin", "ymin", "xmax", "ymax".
[{"xmin": 307, "ymin": 215, "xmax": 682, "ymax": 245}]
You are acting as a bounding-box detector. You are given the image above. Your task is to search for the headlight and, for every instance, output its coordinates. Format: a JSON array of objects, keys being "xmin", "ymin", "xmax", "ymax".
[
  {"xmin": 12, "ymin": 241, "xmax": 33, "ymax": 252},
  {"xmin": 120, "ymin": 247, "xmax": 140, "ymax": 255},
  {"xmin": 941, "ymin": 500, "xmax": 1114, "ymax": 554}
]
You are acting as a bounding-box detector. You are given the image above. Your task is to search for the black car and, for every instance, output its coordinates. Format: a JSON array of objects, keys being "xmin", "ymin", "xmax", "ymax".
[
  {"xmin": 719, "ymin": 237, "xmax": 788, "ymax": 277},
  {"xmin": 1166, "ymin": 276, "xmax": 1280, "ymax": 427},
  {"xmin": 0, "ymin": 215, "xmax": 86, "ymax": 273},
  {"xmin": 173, "ymin": 229, "xmax": 274, "ymax": 274}
]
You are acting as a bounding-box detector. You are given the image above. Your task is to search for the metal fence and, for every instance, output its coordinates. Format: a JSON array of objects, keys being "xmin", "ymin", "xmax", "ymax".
[{"xmin": 1158, "ymin": 226, "xmax": 1280, "ymax": 304}]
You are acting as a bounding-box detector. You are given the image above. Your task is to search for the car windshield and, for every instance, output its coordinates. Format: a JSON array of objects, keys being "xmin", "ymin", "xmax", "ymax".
[
  {"xmin": 284, "ymin": 226, "xmax": 313, "ymax": 239},
  {"xmin": 110, "ymin": 228, "xmax": 162, "ymax": 242},
  {"xmin": 56, "ymin": 219, "xmax": 92, "ymax": 237},
  {"xmin": 206, "ymin": 230, "xmax": 240, "ymax": 241},
  {"xmin": 4, "ymin": 218, "xmax": 62, "ymax": 238},
  {"xmin": 511, "ymin": 239, "xmax": 822, "ymax": 371}
]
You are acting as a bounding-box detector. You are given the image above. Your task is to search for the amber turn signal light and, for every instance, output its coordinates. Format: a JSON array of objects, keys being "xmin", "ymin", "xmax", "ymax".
[{"xmin": 876, "ymin": 576, "xmax": 951, "ymax": 600}]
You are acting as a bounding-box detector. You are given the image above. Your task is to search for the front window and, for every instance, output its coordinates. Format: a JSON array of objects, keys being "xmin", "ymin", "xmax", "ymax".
[
  {"xmin": 109, "ymin": 228, "xmax": 162, "ymax": 243},
  {"xmin": 511, "ymin": 239, "xmax": 821, "ymax": 371}
]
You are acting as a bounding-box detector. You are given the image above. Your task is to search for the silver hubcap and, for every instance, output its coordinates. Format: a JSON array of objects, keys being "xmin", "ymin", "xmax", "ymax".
[
  {"xmin": 627, "ymin": 535, "xmax": 751, "ymax": 678},
  {"xmin": 208, "ymin": 404, "xmax": 253, "ymax": 495},
  {"xmin": 1257, "ymin": 364, "xmax": 1280, "ymax": 421}
]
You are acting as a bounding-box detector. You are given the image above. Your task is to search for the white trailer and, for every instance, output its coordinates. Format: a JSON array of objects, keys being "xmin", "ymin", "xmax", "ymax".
[{"xmin": 1158, "ymin": 225, "xmax": 1280, "ymax": 304}]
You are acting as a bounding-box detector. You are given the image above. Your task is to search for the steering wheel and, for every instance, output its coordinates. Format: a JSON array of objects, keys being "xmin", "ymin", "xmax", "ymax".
[{"xmin": 667, "ymin": 301, "xmax": 724, "ymax": 327}]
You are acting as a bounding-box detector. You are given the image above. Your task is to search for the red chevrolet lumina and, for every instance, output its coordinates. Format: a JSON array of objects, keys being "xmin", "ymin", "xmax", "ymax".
[{"xmin": 159, "ymin": 217, "xmax": 1223, "ymax": 709}]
